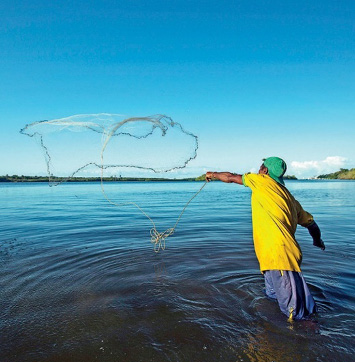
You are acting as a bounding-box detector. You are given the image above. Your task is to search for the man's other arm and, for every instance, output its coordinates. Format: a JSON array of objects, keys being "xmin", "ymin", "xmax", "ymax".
[{"xmin": 295, "ymin": 199, "xmax": 325, "ymax": 251}]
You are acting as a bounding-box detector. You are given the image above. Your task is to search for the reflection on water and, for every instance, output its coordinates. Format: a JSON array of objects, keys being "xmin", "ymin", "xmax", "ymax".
[{"xmin": 0, "ymin": 181, "xmax": 354, "ymax": 361}]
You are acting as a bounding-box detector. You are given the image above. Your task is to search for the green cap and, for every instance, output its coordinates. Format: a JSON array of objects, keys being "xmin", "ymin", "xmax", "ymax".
[{"xmin": 263, "ymin": 157, "xmax": 287, "ymax": 185}]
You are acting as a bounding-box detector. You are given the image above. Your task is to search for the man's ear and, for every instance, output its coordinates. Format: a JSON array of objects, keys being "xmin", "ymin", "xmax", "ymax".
[{"xmin": 261, "ymin": 167, "xmax": 268, "ymax": 175}]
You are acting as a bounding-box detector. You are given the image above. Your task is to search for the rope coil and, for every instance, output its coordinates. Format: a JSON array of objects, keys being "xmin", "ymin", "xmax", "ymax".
[{"xmin": 150, "ymin": 227, "xmax": 174, "ymax": 252}]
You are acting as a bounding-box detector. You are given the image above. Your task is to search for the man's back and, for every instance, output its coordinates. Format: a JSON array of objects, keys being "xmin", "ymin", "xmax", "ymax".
[{"xmin": 243, "ymin": 173, "xmax": 313, "ymax": 272}]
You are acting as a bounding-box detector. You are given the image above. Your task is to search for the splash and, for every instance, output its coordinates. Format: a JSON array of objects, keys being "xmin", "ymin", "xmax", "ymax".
[{"xmin": 20, "ymin": 114, "xmax": 206, "ymax": 251}]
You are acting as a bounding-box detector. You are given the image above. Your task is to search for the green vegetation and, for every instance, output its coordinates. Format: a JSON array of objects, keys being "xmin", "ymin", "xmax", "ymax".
[
  {"xmin": 195, "ymin": 174, "xmax": 207, "ymax": 181},
  {"xmin": 284, "ymin": 175, "xmax": 297, "ymax": 180},
  {"xmin": 0, "ymin": 173, "xmax": 299, "ymax": 182},
  {"xmin": 317, "ymin": 168, "xmax": 355, "ymax": 180}
]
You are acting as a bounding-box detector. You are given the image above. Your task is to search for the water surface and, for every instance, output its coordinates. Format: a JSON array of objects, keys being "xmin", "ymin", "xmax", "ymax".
[{"xmin": 1, "ymin": 180, "xmax": 354, "ymax": 361}]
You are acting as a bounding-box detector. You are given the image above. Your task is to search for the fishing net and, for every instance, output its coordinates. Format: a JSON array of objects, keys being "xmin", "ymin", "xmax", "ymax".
[{"xmin": 20, "ymin": 114, "xmax": 206, "ymax": 251}]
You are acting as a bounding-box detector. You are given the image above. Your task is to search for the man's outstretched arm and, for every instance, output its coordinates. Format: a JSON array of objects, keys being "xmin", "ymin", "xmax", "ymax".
[{"xmin": 205, "ymin": 171, "xmax": 243, "ymax": 185}]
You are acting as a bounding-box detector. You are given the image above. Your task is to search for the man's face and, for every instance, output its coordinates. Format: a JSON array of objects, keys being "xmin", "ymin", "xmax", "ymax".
[{"xmin": 258, "ymin": 163, "xmax": 268, "ymax": 175}]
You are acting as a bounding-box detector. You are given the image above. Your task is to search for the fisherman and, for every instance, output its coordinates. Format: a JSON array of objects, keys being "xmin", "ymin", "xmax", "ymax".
[{"xmin": 206, "ymin": 157, "xmax": 325, "ymax": 320}]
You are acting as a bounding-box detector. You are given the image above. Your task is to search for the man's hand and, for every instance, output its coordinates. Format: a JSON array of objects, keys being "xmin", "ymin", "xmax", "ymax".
[
  {"xmin": 307, "ymin": 221, "xmax": 325, "ymax": 250},
  {"xmin": 205, "ymin": 172, "xmax": 216, "ymax": 182},
  {"xmin": 313, "ymin": 238, "xmax": 325, "ymax": 250}
]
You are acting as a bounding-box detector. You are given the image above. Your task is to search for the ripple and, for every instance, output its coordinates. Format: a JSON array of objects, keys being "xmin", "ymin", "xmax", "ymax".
[{"xmin": 1, "ymin": 181, "xmax": 355, "ymax": 362}]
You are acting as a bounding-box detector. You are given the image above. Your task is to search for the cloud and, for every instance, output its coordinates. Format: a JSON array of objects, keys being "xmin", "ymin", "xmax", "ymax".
[{"xmin": 289, "ymin": 156, "xmax": 348, "ymax": 178}]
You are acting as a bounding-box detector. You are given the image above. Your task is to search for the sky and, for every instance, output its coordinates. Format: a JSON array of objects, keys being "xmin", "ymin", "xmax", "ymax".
[{"xmin": 1, "ymin": 0, "xmax": 354, "ymax": 178}]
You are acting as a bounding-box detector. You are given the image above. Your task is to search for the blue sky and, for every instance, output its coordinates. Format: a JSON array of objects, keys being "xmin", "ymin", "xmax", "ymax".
[{"xmin": 1, "ymin": 0, "xmax": 354, "ymax": 178}]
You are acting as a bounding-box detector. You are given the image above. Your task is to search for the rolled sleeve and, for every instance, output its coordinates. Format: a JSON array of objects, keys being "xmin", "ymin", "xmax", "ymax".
[
  {"xmin": 242, "ymin": 173, "xmax": 248, "ymax": 187},
  {"xmin": 242, "ymin": 173, "xmax": 257, "ymax": 189}
]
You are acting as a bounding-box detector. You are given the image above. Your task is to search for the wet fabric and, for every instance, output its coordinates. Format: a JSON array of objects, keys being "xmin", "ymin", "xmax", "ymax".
[
  {"xmin": 242, "ymin": 173, "xmax": 314, "ymax": 272},
  {"xmin": 264, "ymin": 270, "xmax": 316, "ymax": 320}
]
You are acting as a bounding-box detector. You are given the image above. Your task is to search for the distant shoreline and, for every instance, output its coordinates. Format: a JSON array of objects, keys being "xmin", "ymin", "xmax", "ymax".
[
  {"xmin": 2, "ymin": 170, "xmax": 354, "ymax": 182},
  {"xmin": 1, "ymin": 174, "xmax": 297, "ymax": 182},
  {"xmin": 0, "ymin": 175, "xmax": 203, "ymax": 183}
]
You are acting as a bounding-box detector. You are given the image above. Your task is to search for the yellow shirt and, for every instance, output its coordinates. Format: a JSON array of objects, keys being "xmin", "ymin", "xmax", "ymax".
[{"xmin": 242, "ymin": 173, "xmax": 313, "ymax": 272}]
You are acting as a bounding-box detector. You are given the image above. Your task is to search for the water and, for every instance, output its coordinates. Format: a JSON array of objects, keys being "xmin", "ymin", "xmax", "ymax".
[{"xmin": 1, "ymin": 180, "xmax": 354, "ymax": 362}]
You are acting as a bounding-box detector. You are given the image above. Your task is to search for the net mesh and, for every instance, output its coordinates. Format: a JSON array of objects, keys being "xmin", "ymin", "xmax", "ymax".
[{"xmin": 20, "ymin": 114, "xmax": 206, "ymax": 251}]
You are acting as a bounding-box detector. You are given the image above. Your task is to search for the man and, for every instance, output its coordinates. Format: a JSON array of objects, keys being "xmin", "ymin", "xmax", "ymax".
[{"xmin": 205, "ymin": 156, "xmax": 325, "ymax": 321}]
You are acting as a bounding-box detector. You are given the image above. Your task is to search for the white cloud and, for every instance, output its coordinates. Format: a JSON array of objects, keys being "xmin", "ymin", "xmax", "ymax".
[{"xmin": 289, "ymin": 156, "xmax": 348, "ymax": 178}]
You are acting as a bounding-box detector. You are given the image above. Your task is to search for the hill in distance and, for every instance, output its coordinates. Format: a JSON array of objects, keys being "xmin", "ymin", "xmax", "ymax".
[{"xmin": 317, "ymin": 168, "xmax": 355, "ymax": 180}]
